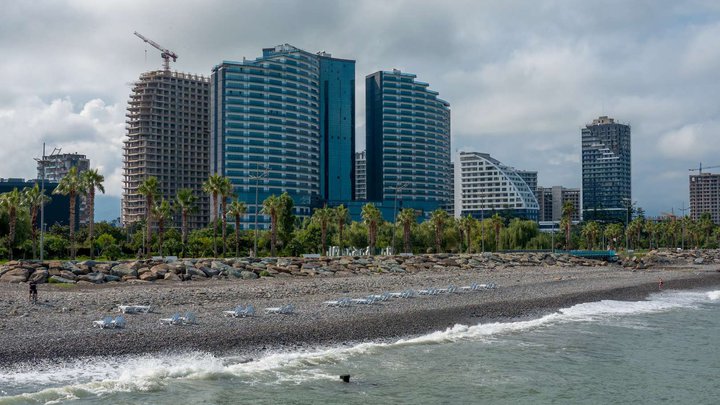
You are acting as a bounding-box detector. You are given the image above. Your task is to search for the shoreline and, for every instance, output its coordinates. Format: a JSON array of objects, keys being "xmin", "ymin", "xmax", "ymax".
[{"xmin": 1, "ymin": 265, "xmax": 719, "ymax": 367}]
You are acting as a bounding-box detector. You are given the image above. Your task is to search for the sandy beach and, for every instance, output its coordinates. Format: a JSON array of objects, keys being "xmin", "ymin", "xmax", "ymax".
[{"xmin": 1, "ymin": 262, "xmax": 719, "ymax": 367}]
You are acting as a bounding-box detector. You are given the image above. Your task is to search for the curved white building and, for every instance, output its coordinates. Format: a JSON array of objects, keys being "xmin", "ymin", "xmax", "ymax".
[{"xmin": 454, "ymin": 151, "xmax": 539, "ymax": 220}]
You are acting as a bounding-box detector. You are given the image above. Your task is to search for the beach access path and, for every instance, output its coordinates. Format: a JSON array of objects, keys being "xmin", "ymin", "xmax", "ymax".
[{"xmin": 1, "ymin": 263, "xmax": 719, "ymax": 366}]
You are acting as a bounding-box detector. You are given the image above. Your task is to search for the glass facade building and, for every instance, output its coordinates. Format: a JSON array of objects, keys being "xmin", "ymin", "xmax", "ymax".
[
  {"xmin": 365, "ymin": 69, "xmax": 452, "ymax": 216},
  {"xmin": 210, "ymin": 44, "xmax": 355, "ymax": 227},
  {"xmin": 581, "ymin": 116, "xmax": 631, "ymax": 222}
]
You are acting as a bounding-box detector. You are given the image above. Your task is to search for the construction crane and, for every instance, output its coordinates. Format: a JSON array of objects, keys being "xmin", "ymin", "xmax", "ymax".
[
  {"xmin": 688, "ymin": 163, "xmax": 720, "ymax": 174},
  {"xmin": 133, "ymin": 31, "xmax": 178, "ymax": 71}
]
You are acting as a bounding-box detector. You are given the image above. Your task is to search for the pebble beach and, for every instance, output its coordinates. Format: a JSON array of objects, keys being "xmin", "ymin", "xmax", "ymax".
[{"xmin": 2, "ymin": 259, "xmax": 719, "ymax": 367}]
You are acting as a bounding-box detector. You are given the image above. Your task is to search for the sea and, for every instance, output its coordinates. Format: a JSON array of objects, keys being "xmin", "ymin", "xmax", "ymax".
[{"xmin": 1, "ymin": 288, "xmax": 719, "ymax": 405}]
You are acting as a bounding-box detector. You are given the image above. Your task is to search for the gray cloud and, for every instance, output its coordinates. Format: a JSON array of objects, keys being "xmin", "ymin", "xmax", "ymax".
[{"xmin": 2, "ymin": 0, "xmax": 720, "ymax": 218}]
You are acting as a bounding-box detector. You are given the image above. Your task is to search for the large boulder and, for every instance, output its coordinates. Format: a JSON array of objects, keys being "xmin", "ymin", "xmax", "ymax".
[
  {"xmin": 0, "ymin": 265, "xmax": 9, "ymax": 277},
  {"xmin": 49, "ymin": 275, "xmax": 76, "ymax": 284},
  {"xmin": 201, "ymin": 267, "xmax": 221, "ymax": 277},
  {"xmin": 0, "ymin": 268, "xmax": 30, "ymax": 283},
  {"xmin": 29, "ymin": 270, "xmax": 49, "ymax": 283},
  {"xmin": 111, "ymin": 263, "xmax": 138, "ymax": 278},
  {"xmin": 59, "ymin": 270, "xmax": 78, "ymax": 280},
  {"xmin": 104, "ymin": 274, "xmax": 121, "ymax": 282},
  {"xmin": 186, "ymin": 267, "xmax": 207, "ymax": 278},
  {"xmin": 241, "ymin": 270, "xmax": 259, "ymax": 280},
  {"xmin": 150, "ymin": 264, "xmax": 169, "ymax": 277},
  {"xmin": 211, "ymin": 261, "xmax": 233, "ymax": 272},
  {"xmin": 163, "ymin": 272, "xmax": 181, "ymax": 282},
  {"xmin": 139, "ymin": 272, "xmax": 157, "ymax": 281},
  {"xmin": 62, "ymin": 262, "xmax": 86, "ymax": 275},
  {"xmin": 77, "ymin": 272, "xmax": 105, "ymax": 283}
]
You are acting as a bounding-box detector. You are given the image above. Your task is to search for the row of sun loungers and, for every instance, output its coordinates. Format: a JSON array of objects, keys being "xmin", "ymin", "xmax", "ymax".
[
  {"xmin": 264, "ymin": 304, "xmax": 295, "ymax": 314},
  {"xmin": 118, "ymin": 305, "xmax": 151, "ymax": 314},
  {"xmin": 223, "ymin": 305, "xmax": 256, "ymax": 317},
  {"xmin": 159, "ymin": 312, "xmax": 196, "ymax": 325},
  {"xmin": 323, "ymin": 282, "xmax": 497, "ymax": 308}
]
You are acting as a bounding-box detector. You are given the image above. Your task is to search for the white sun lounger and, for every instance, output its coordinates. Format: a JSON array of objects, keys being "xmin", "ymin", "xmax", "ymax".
[
  {"xmin": 351, "ymin": 296, "xmax": 376, "ymax": 305},
  {"xmin": 479, "ymin": 283, "xmax": 497, "ymax": 289},
  {"xmin": 368, "ymin": 292, "xmax": 391, "ymax": 302},
  {"xmin": 159, "ymin": 313, "xmax": 182, "ymax": 325},
  {"xmin": 181, "ymin": 312, "xmax": 196, "ymax": 325},
  {"xmin": 112, "ymin": 315, "xmax": 126, "ymax": 328},
  {"xmin": 436, "ymin": 285, "xmax": 458, "ymax": 294},
  {"xmin": 324, "ymin": 298, "xmax": 352, "ymax": 307},
  {"xmin": 118, "ymin": 305, "xmax": 151, "ymax": 314},
  {"xmin": 265, "ymin": 304, "xmax": 294, "ymax": 314},
  {"xmin": 418, "ymin": 288, "xmax": 439, "ymax": 296},
  {"xmin": 224, "ymin": 305, "xmax": 255, "ymax": 317},
  {"xmin": 93, "ymin": 316, "xmax": 114, "ymax": 329},
  {"xmin": 460, "ymin": 282, "xmax": 480, "ymax": 291}
]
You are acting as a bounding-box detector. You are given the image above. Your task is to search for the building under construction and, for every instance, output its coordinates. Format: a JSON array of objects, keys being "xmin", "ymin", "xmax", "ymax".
[
  {"xmin": 690, "ymin": 172, "xmax": 720, "ymax": 224},
  {"xmin": 122, "ymin": 70, "xmax": 210, "ymax": 230}
]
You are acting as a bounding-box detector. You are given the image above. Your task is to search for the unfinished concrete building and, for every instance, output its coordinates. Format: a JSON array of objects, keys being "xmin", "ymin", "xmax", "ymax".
[
  {"xmin": 690, "ymin": 173, "xmax": 720, "ymax": 224},
  {"xmin": 122, "ymin": 70, "xmax": 210, "ymax": 230}
]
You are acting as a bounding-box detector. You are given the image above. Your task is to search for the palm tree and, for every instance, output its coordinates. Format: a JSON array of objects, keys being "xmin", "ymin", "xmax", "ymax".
[
  {"xmin": 335, "ymin": 204, "xmax": 349, "ymax": 250},
  {"xmin": 137, "ymin": 176, "xmax": 159, "ymax": 256},
  {"xmin": 460, "ymin": 215, "xmax": 475, "ymax": 253},
  {"xmin": 644, "ymin": 220, "xmax": 658, "ymax": 249},
  {"xmin": 312, "ymin": 205, "xmax": 334, "ymax": 256},
  {"xmin": 53, "ymin": 167, "xmax": 85, "ymax": 259},
  {"xmin": 0, "ymin": 188, "xmax": 25, "ymax": 260},
  {"xmin": 397, "ymin": 208, "xmax": 417, "ymax": 254},
  {"xmin": 560, "ymin": 201, "xmax": 575, "ymax": 249},
  {"xmin": 491, "ymin": 214, "xmax": 504, "ymax": 251},
  {"xmin": 219, "ymin": 177, "xmax": 234, "ymax": 257},
  {"xmin": 203, "ymin": 174, "xmax": 224, "ymax": 257},
  {"xmin": 227, "ymin": 199, "xmax": 247, "ymax": 257},
  {"xmin": 261, "ymin": 194, "xmax": 283, "ymax": 256},
  {"xmin": 23, "ymin": 184, "xmax": 51, "ymax": 259},
  {"xmin": 361, "ymin": 203, "xmax": 382, "ymax": 255},
  {"xmin": 175, "ymin": 188, "xmax": 197, "ymax": 254},
  {"xmin": 81, "ymin": 169, "xmax": 105, "ymax": 259},
  {"xmin": 429, "ymin": 209, "xmax": 449, "ymax": 253},
  {"xmin": 581, "ymin": 221, "xmax": 600, "ymax": 250},
  {"xmin": 151, "ymin": 199, "xmax": 173, "ymax": 257}
]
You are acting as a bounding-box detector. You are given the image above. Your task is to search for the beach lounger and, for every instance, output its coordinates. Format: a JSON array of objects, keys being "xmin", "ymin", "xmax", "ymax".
[
  {"xmin": 112, "ymin": 315, "xmax": 126, "ymax": 328},
  {"xmin": 324, "ymin": 298, "xmax": 352, "ymax": 307},
  {"xmin": 460, "ymin": 282, "xmax": 480, "ymax": 292},
  {"xmin": 418, "ymin": 288, "xmax": 439, "ymax": 296},
  {"xmin": 224, "ymin": 305, "xmax": 255, "ymax": 317},
  {"xmin": 118, "ymin": 305, "xmax": 151, "ymax": 314},
  {"xmin": 389, "ymin": 289, "xmax": 416, "ymax": 298},
  {"xmin": 437, "ymin": 285, "xmax": 458, "ymax": 294},
  {"xmin": 159, "ymin": 313, "xmax": 182, "ymax": 325},
  {"xmin": 181, "ymin": 312, "xmax": 196, "ymax": 325},
  {"xmin": 479, "ymin": 283, "xmax": 497, "ymax": 289},
  {"xmin": 265, "ymin": 304, "xmax": 294, "ymax": 314},
  {"xmin": 368, "ymin": 292, "xmax": 391, "ymax": 301},
  {"xmin": 350, "ymin": 296, "xmax": 376, "ymax": 305},
  {"xmin": 93, "ymin": 316, "xmax": 114, "ymax": 329}
]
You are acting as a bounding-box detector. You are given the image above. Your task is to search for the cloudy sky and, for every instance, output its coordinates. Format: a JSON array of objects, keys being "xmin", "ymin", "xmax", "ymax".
[{"xmin": 2, "ymin": 0, "xmax": 720, "ymax": 220}]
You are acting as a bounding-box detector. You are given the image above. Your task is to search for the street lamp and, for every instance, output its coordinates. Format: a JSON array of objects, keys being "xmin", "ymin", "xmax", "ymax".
[
  {"xmin": 34, "ymin": 143, "xmax": 61, "ymax": 262},
  {"xmin": 391, "ymin": 182, "xmax": 409, "ymax": 255},
  {"xmin": 249, "ymin": 163, "xmax": 268, "ymax": 258},
  {"xmin": 678, "ymin": 201, "xmax": 689, "ymax": 250}
]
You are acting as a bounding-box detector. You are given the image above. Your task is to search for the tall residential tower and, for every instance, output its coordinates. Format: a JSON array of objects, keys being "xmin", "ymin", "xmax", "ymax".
[
  {"xmin": 581, "ymin": 116, "xmax": 631, "ymax": 222},
  {"xmin": 122, "ymin": 70, "xmax": 210, "ymax": 230},
  {"xmin": 365, "ymin": 69, "xmax": 451, "ymax": 215}
]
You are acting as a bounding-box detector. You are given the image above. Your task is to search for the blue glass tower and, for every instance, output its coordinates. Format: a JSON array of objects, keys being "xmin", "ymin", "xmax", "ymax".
[
  {"xmin": 210, "ymin": 45, "xmax": 355, "ymax": 227},
  {"xmin": 365, "ymin": 69, "xmax": 452, "ymax": 217}
]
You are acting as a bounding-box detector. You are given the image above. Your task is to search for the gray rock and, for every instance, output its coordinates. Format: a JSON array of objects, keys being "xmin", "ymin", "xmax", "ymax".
[
  {"xmin": 694, "ymin": 257, "xmax": 704, "ymax": 264},
  {"xmin": 62, "ymin": 262, "xmax": 85, "ymax": 275},
  {"xmin": 49, "ymin": 275, "xmax": 76, "ymax": 284},
  {"xmin": 186, "ymin": 266, "xmax": 207, "ymax": 278},
  {"xmin": 104, "ymin": 274, "xmax": 121, "ymax": 282},
  {"xmin": 78, "ymin": 272, "xmax": 105, "ymax": 283},
  {"xmin": 202, "ymin": 267, "xmax": 221, "ymax": 277},
  {"xmin": 28, "ymin": 270, "xmax": 49, "ymax": 283},
  {"xmin": 241, "ymin": 270, "xmax": 259, "ymax": 280},
  {"xmin": 111, "ymin": 263, "xmax": 138, "ymax": 278},
  {"xmin": 139, "ymin": 272, "xmax": 157, "ymax": 281},
  {"xmin": 211, "ymin": 261, "xmax": 233, "ymax": 272},
  {"xmin": 163, "ymin": 272, "xmax": 181, "ymax": 281}
]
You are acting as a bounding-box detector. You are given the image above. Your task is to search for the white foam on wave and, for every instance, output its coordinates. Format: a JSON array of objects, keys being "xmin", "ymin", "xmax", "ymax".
[{"xmin": 3, "ymin": 287, "xmax": 718, "ymax": 402}]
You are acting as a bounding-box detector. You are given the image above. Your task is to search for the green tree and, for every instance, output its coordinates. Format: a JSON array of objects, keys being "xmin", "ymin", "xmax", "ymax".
[
  {"xmin": 53, "ymin": 167, "xmax": 85, "ymax": 259},
  {"xmin": 278, "ymin": 192, "xmax": 296, "ymax": 251},
  {"xmin": 151, "ymin": 199, "xmax": 173, "ymax": 257},
  {"xmin": 175, "ymin": 188, "xmax": 197, "ymax": 254},
  {"xmin": 227, "ymin": 198, "xmax": 247, "ymax": 257},
  {"xmin": 261, "ymin": 194, "xmax": 283, "ymax": 256},
  {"xmin": 430, "ymin": 209, "xmax": 449, "ymax": 253},
  {"xmin": 560, "ymin": 201, "xmax": 575, "ymax": 249},
  {"xmin": 335, "ymin": 204, "xmax": 349, "ymax": 250},
  {"xmin": 81, "ymin": 169, "xmax": 105, "ymax": 259},
  {"xmin": 644, "ymin": 220, "xmax": 658, "ymax": 249},
  {"xmin": 312, "ymin": 205, "xmax": 334, "ymax": 255},
  {"xmin": 361, "ymin": 203, "xmax": 382, "ymax": 255},
  {"xmin": 219, "ymin": 177, "xmax": 234, "ymax": 256},
  {"xmin": 23, "ymin": 184, "xmax": 51, "ymax": 259},
  {"xmin": 626, "ymin": 218, "xmax": 644, "ymax": 249},
  {"xmin": 203, "ymin": 173, "xmax": 225, "ymax": 257},
  {"xmin": 604, "ymin": 223, "xmax": 624, "ymax": 250},
  {"xmin": 0, "ymin": 188, "xmax": 25, "ymax": 260},
  {"xmin": 581, "ymin": 221, "xmax": 600, "ymax": 250},
  {"xmin": 397, "ymin": 208, "xmax": 417, "ymax": 254},
  {"xmin": 137, "ymin": 176, "xmax": 159, "ymax": 256},
  {"xmin": 698, "ymin": 212, "xmax": 714, "ymax": 247},
  {"xmin": 490, "ymin": 214, "xmax": 504, "ymax": 251}
]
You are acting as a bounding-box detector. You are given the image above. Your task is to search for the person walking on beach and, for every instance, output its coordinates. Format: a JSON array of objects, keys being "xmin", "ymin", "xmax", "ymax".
[
  {"xmin": 28, "ymin": 281, "xmax": 38, "ymax": 304},
  {"xmin": 658, "ymin": 278, "xmax": 664, "ymax": 290}
]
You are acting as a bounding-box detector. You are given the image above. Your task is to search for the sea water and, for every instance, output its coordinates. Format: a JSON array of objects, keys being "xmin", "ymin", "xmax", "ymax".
[{"xmin": 1, "ymin": 288, "xmax": 719, "ymax": 404}]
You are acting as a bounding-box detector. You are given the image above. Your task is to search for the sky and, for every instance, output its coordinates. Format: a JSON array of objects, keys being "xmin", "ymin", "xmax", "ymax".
[{"xmin": 2, "ymin": 0, "xmax": 720, "ymax": 220}]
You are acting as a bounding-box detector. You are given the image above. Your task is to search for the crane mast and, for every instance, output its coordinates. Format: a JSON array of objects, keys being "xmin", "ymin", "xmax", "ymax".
[{"xmin": 133, "ymin": 31, "xmax": 178, "ymax": 71}]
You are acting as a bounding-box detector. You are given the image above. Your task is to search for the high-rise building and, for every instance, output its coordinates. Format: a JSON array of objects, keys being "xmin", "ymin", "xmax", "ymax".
[
  {"xmin": 454, "ymin": 151, "xmax": 539, "ymax": 220},
  {"xmin": 36, "ymin": 152, "xmax": 90, "ymax": 224},
  {"xmin": 581, "ymin": 116, "xmax": 631, "ymax": 222},
  {"xmin": 365, "ymin": 69, "xmax": 451, "ymax": 215},
  {"xmin": 516, "ymin": 170, "xmax": 538, "ymax": 198},
  {"xmin": 537, "ymin": 186, "xmax": 581, "ymax": 222},
  {"xmin": 122, "ymin": 70, "xmax": 210, "ymax": 230},
  {"xmin": 210, "ymin": 44, "xmax": 355, "ymax": 227},
  {"xmin": 355, "ymin": 150, "xmax": 367, "ymax": 200},
  {"xmin": 690, "ymin": 173, "xmax": 720, "ymax": 224}
]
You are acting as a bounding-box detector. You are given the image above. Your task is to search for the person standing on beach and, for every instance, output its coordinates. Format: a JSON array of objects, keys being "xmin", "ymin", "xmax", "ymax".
[
  {"xmin": 658, "ymin": 278, "xmax": 664, "ymax": 290},
  {"xmin": 28, "ymin": 282, "xmax": 38, "ymax": 304}
]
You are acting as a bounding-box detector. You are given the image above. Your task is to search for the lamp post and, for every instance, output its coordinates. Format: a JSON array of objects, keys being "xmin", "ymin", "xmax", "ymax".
[
  {"xmin": 678, "ymin": 201, "xmax": 689, "ymax": 250},
  {"xmin": 391, "ymin": 182, "xmax": 409, "ymax": 255},
  {"xmin": 249, "ymin": 164, "xmax": 268, "ymax": 258},
  {"xmin": 33, "ymin": 143, "xmax": 61, "ymax": 262}
]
